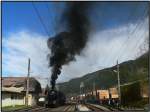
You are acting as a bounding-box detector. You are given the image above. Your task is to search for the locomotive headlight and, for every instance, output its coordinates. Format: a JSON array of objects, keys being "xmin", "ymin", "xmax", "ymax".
[{"xmin": 39, "ymin": 97, "xmax": 45, "ymax": 102}]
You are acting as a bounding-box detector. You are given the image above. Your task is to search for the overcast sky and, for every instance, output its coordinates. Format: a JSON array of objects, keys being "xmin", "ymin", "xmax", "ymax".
[{"xmin": 2, "ymin": 2, "xmax": 149, "ymax": 87}]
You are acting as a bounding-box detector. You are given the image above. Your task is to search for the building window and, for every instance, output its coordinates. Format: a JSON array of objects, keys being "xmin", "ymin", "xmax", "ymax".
[
  {"xmin": 11, "ymin": 94, "xmax": 18, "ymax": 99},
  {"xmin": 11, "ymin": 94, "xmax": 15, "ymax": 99}
]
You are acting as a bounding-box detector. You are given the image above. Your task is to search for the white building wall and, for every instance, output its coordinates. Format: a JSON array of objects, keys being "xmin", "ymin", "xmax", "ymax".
[
  {"xmin": 2, "ymin": 93, "xmax": 12, "ymax": 107},
  {"xmin": 2, "ymin": 92, "xmax": 38, "ymax": 107},
  {"xmin": 2, "ymin": 93, "xmax": 25, "ymax": 107}
]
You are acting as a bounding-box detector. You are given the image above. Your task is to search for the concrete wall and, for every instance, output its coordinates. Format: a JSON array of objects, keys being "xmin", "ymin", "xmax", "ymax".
[{"xmin": 27, "ymin": 93, "xmax": 38, "ymax": 106}]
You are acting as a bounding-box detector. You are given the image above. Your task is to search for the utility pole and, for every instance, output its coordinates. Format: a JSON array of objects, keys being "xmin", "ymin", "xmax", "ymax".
[
  {"xmin": 93, "ymin": 82, "xmax": 95, "ymax": 98},
  {"xmin": 149, "ymin": 34, "xmax": 150, "ymax": 111},
  {"xmin": 93, "ymin": 82, "xmax": 95, "ymax": 92},
  {"xmin": 48, "ymin": 77, "xmax": 50, "ymax": 87},
  {"xmin": 117, "ymin": 60, "xmax": 121, "ymax": 107},
  {"xmin": 148, "ymin": 3, "xmax": 150, "ymax": 111},
  {"xmin": 26, "ymin": 58, "xmax": 30, "ymax": 106},
  {"xmin": 80, "ymin": 82, "xmax": 84, "ymax": 103},
  {"xmin": 149, "ymin": 3, "xmax": 150, "ymax": 111}
]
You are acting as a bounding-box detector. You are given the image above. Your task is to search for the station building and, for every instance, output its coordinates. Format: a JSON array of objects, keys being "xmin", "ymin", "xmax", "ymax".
[{"xmin": 1, "ymin": 77, "xmax": 42, "ymax": 107}]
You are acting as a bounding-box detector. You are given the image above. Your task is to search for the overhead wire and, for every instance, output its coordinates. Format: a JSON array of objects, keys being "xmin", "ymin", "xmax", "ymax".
[
  {"xmin": 97, "ymin": 8, "xmax": 134, "ymax": 68},
  {"xmin": 100, "ymin": 4, "xmax": 144, "ymax": 67},
  {"xmin": 32, "ymin": 2, "xmax": 148, "ymax": 71},
  {"xmin": 45, "ymin": 3, "xmax": 56, "ymax": 35},
  {"xmin": 116, "ymin": 7, "xmax": 148, "ymax": 61},
  {"xmin": 32, "ymin": 2, "xmax": 50, "ymax": 37},
  {"xmin": 123, "ymin": 25, "xmax": 148, "ymax": 60},
  {"xmin": 105, "ymin": 6, "xmax": 148, "ymax": 65},
  {"xmin": 117, "ymin": 7, "xmax": 148, "ymax": 59}
]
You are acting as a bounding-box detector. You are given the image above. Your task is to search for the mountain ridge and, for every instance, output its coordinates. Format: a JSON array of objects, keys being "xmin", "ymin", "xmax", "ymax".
[{"xmin": 58, "ymin": 52, "xmax": 148, "ymax": 97}]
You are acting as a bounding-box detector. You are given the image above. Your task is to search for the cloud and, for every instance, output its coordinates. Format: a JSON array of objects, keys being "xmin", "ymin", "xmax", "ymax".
[
  {"xmin": 2, "ymin": 18, "xmax": 148, "ymax": 87},
  {"xmin": 2, "ymin": 31, "xmax": 50, "ymax": 86},
  {"xmin": 57, "ymin": 17, "xmax": 148, "ymax": 82}
]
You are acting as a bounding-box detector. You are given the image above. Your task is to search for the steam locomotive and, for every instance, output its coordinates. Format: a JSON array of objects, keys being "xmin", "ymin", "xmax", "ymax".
[{"xmin": 45, "ymin": 90, "xmax": 66, "ymax": 108}]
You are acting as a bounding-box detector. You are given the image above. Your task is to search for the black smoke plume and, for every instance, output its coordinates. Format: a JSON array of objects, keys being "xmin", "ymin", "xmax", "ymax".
[{"xmin": 47, "ymin": 2, "xmax": 90, "ymax": 90}]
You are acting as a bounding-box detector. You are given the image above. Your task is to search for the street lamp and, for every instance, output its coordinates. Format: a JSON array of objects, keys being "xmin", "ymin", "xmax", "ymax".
[
  {"xmin": 113, "ymin": 61, "xmax": 121, "ymax": 108},
  {"xmin": 113, "ymin": 70, "xmax": 117, "ymax": 73},
  {"xmin": 80, "ymin": 82, "xmax": 84, "ymax": 103}
]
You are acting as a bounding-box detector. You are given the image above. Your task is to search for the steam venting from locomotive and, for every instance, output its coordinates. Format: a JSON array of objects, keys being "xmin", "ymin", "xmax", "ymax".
[{"xmin": 47, "ymin": 2, "xmax": 90, "ymax": 90}]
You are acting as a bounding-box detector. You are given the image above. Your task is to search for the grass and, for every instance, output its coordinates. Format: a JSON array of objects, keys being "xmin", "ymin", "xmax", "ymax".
[{"xmin": 2, "ymin": 105, "xmax": 31, "ymax": 111}]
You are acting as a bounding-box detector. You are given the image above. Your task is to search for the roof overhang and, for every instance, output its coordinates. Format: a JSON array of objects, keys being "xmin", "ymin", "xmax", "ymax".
[{"xmin": 2, "ymin": 87, "xmax": 24, "ymax": 93}]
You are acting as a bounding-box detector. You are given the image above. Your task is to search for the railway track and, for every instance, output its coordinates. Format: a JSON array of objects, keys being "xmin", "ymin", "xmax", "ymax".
[
  {"xmin": 63, "ymin": 104, "xmax": 76, "ymax": 111},
  {"xmin": 85, "ymin": 103, "xmax": 111, "ymax": 111},
  {"xmin": 26, "ymin": 106, "xmax": 49, "ymax": 112},
  {"xmin": 85, "ymin": 104, "xmax": 104, "ymax": 111},
  {"xmin": 84, "ymin": 103, "xmax": 145, "ymax": 112},
  {"xmin": 3, "ymin": 104, "xmax": 144, "ymax": 112},
  {"xmin": 50, "ymin": 104, "xmax": 76, "ymax": 111}
]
